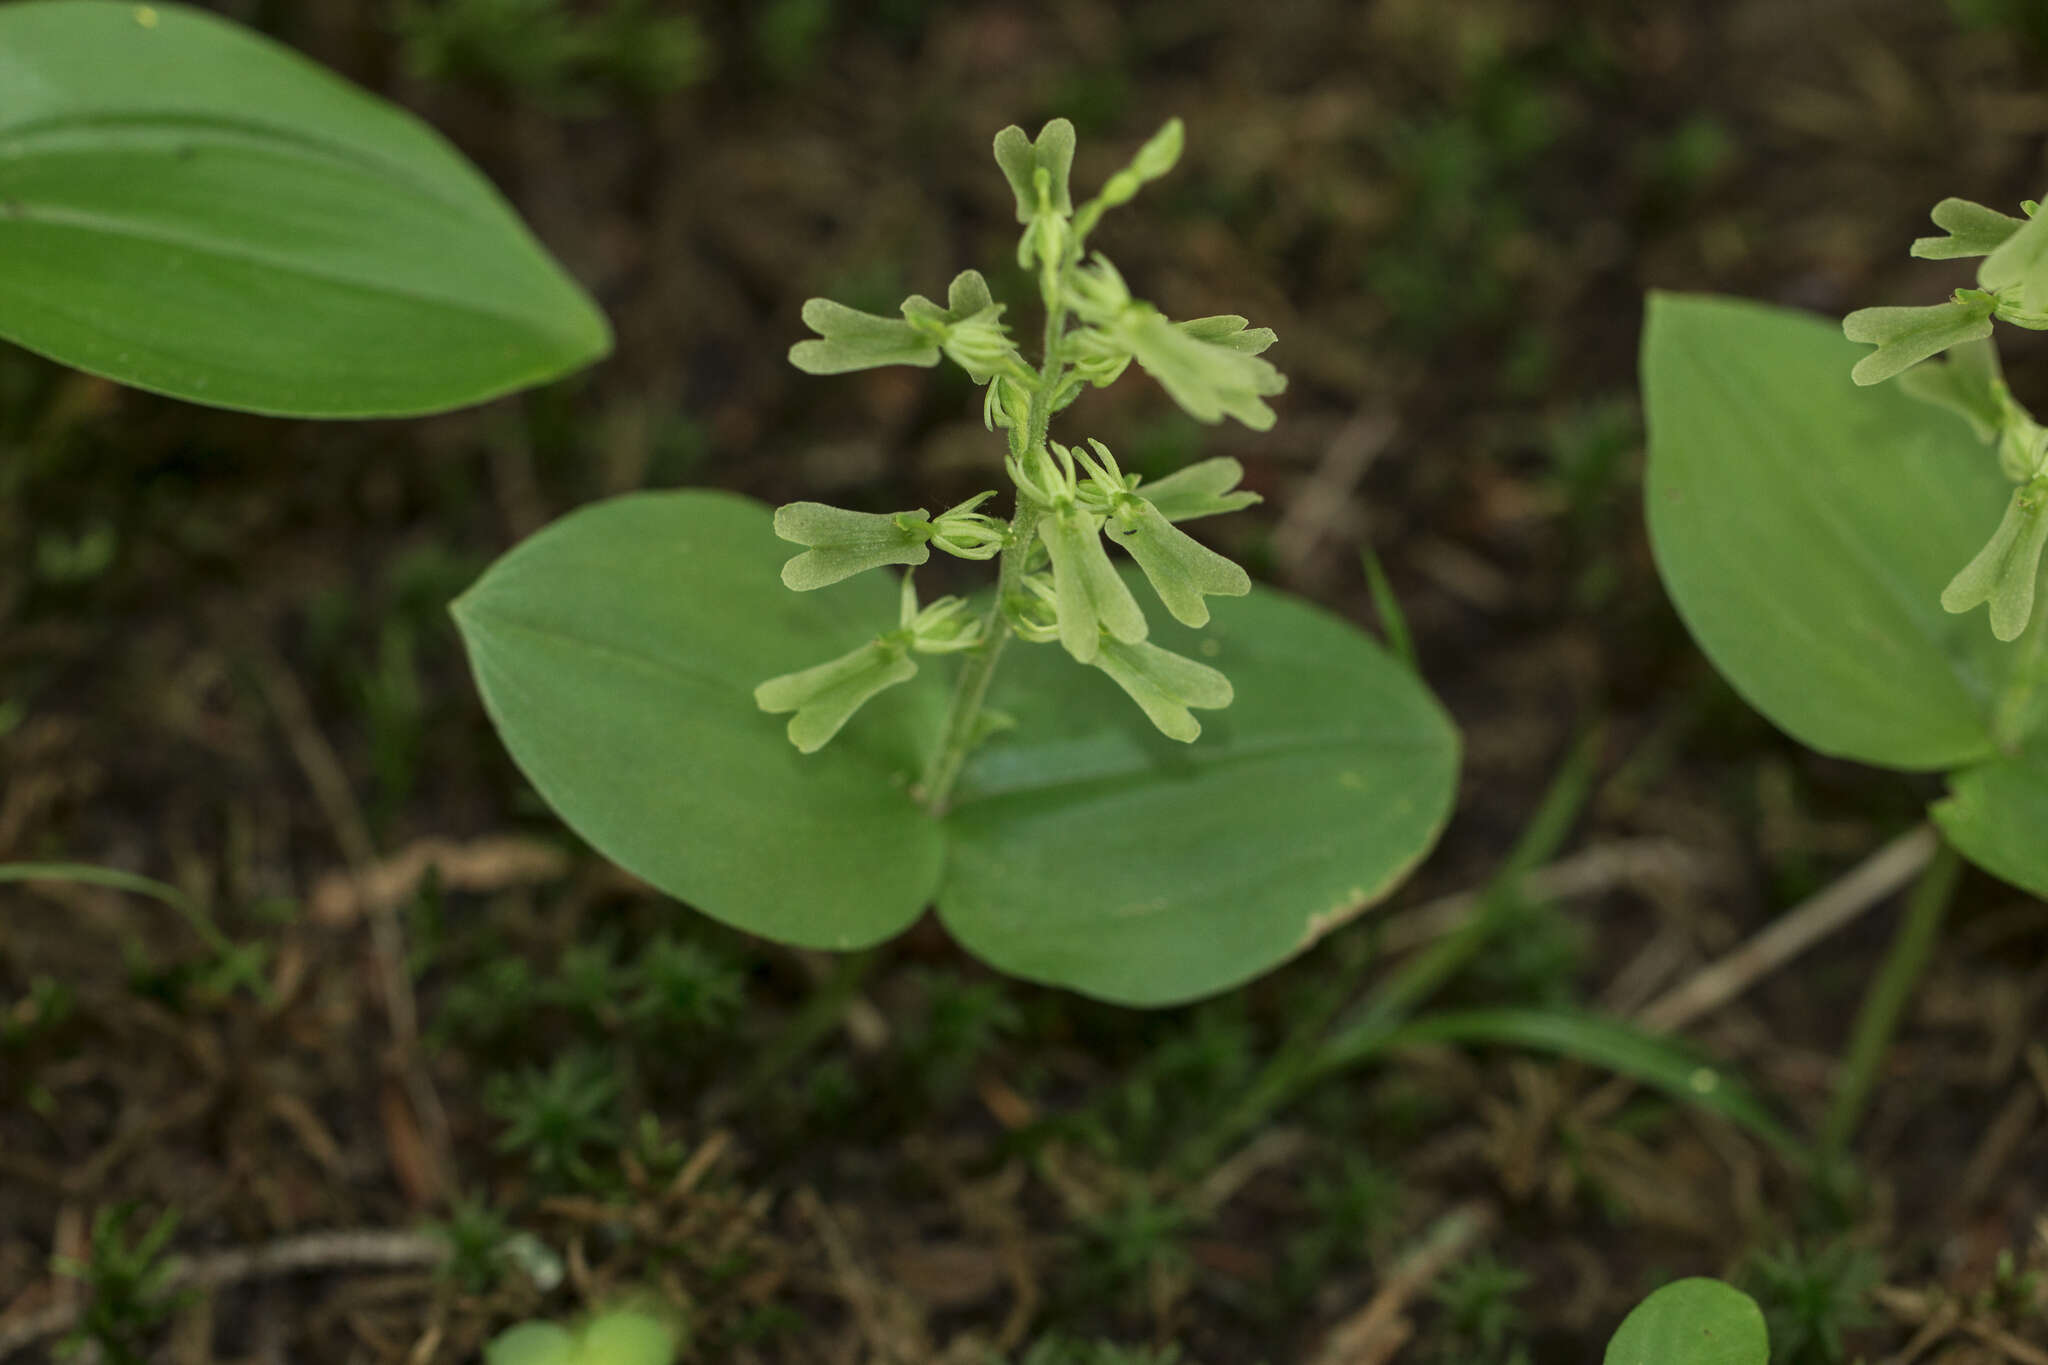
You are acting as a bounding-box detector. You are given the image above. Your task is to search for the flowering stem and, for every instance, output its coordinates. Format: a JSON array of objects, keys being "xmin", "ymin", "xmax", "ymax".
[{"xmin": 918, "ymin": 287, "xmax": 1071, "ymax": 815}]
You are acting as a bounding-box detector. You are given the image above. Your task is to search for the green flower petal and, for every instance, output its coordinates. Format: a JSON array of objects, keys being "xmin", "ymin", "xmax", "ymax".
[
  {"xmin": 1842, "ymin": 295, "xmax": 1996, "ymax": 386},
  {"xmin": 789, "ymin": 298, "xmax": 940, "ymax": 374},
  {"xmin": 1090, "ymin": 637, "xmax": 1234, "ymax": 742},
  {"xmin": 1133, "ymin": 457, "xmax": 1262, "ymax": 522},
  {"xmin": 1942, "ymin": 481, "xmax": 2048, "ymax": 642},
  {"xmin": 1043, "ymin": 504, "xmax": 1147, "ymax": 663},
  {"xmin": 772, "ymin": 502, "xmax": 932, "ymax": 590},
  {"xmin": 1105, "ymin": 498, "xmax": 1250, "ymax": 627},
  {"xmin": 754, "ymin": 639, "xmax": 918, "ymax": 753}
]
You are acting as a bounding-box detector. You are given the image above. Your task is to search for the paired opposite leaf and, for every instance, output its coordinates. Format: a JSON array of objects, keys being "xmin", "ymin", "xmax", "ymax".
[
  {"xmin": 455, "ymin": 491, "xmax": 1460, "ymax": 1005},
  {"xmin": 0, "ymin": 0, "xmax": 610, "ymax": 416}
]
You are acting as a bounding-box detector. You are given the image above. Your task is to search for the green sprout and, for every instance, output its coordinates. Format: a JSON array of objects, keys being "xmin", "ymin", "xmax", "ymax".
[
  {"xmin": 53, "ymin": 1206, "xmax": 191, "ymax": 1365},
  {"xmin": 487, "ymin": 1050, "xmax": 624, "ymax": 1188}
]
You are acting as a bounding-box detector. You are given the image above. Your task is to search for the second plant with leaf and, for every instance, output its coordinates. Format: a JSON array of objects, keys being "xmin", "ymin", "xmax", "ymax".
[{"xmin": 455, "ymin": 119, "xmax": 1460, "ymax": 1006}]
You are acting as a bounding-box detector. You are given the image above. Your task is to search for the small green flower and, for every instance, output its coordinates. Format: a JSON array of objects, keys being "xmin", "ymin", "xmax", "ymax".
[
  {"xmin": 754, "ymin": 638, "xmax": 917, "ymax": 753},
  {"xmin": 1072, "ymin": 117, "xmax": 1185, "ymax": 237},
  {"xmin": 772, "ymin": 501, "xmax": 933, "ymax": 590},
  {"xmin": 928, "ymin": 491, "xmax": 1007, "ymax": 560},
  {"xmin": 788, "ymin": 297, "xmax": 941, "ymax": 374},
  {"xmin": 1942, "ymin": 476, "xmax": 2048, "ymax": 641},
  {"xmin": 1843, "ymin": 291, "xmax": 1997, "ymax": 386},
  {"xmin": 993, "ymin": 118, "xmax": 1077, "ymax": 271},
  {"xmin": 901, "ymin": 270, "xmax": 1024, "ymax": 383},
  {"xmin": 1012, "ymin": 444, "xmax": 1147, "ymax": 662},
  {"xmin": 754, "ymin": 576, "xmax": 983, "ymax": 752},
  {"xmin": 1066, "ymin": 258, "xmax": 1287, "ymax": 428},
  {"xmin": 1130, "ymin": 456, "xmax": 1262, "ymax": 523},
  {"xmin": 1074, "ymin": 441, "xmax": 1249, "ymax": 627},
  {"xmin": 1091, "ymin": 636, "xmax": 1234, "ymax": 742},
  {"xmin": 1911, "ymin": 197, "xmax": 2027, "ymax": 260}
]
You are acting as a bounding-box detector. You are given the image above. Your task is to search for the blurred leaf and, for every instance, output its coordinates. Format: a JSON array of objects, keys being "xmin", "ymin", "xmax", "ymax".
[
  {"xmin": 0, "ymin": 0, "xmax": 610, "ymax": 416},
  {"xmin": 1605, "ymin": 1279, "xmax": 1769, "ymax": 1365}
]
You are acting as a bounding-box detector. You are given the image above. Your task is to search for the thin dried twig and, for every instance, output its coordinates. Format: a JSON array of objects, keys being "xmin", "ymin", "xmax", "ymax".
[
  {"xmin": 1301, "ymin": 1200, "xmax": 1498, "ymax": 1365},
  {"xmin": 239, "ymin": 637, "xmax": 451, "ymax": 1203},
  {"xmin": 1636, "ymin": 824, "xmax": 1937, "ymax": 1033}
]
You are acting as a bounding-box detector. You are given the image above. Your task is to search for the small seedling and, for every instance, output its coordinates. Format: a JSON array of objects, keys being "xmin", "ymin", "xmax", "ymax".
[
  {"xmin": 53, "ymin": 1206, "xmax": 191, "ymax": 1365},
  {"xmin": 1742, "ymin": 1242, "xmax": 1879, "ymax": 1365},
  {"xmin": 1604, "ymin": 1278, "xmax": 1769, "ymax": 1365},
  {"xmin": 1428, "ymin": 1250, "xmax": 1530, "ymax": 1364},
  {"xmin": 626, "ymin": 933, "xmax": 746, "ymax": 1035},
  {"xmin": 487, "ymin": 1050, "xmax": 624, "ymax": 1189},
  {"xmin": 484, "ymin": 1306, "xmax": 681, "ymax": 1365}
]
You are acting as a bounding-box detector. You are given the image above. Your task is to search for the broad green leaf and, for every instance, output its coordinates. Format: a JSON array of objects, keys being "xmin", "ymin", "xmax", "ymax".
[
  {"xmin": 1643, "ymin": 294, "xmax": 2014, "ymax": 770},
  {"xmin": 458, "ymin": 492, "xmax": 1459, "ymax": 1005},
  {"xmin": 1605, "ymin": 1279, "xmax": 1769, "ymax": 1365},
  {"xmin": 940, "ymin": 581, "xmax": 1459, "ymax": 1006},
  {"xmin": 453, "ymin": 491, "xmax": 949, "ymax": 951},
  {"xmin": 1911, "ymin": 198, "xmax": 2025, "ymax": 261},
  {"xmin": 1934, "ymin": 737, "xmax": 2048, "ymax": 898},
  {"xmin": 485, "ymin": 1324, "xmax": 577, "ymax": 1365},
  {"xmin": 0, "ymin": 0, "xmax": 610, "ymax": 417},
  {"xmin": 1842, "ymin": 297, "xmax": 1994, "ymax": 386}
]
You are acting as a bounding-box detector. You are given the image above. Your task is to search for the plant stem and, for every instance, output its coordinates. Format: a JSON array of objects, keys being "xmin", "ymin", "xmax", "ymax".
[
  {"xmin": 918, "ymin": 284, "xmax": 1071, "ymax": 815},
  {"xmin": 1992, "ymin": 595, "xmax": 2048, "ymax": 749},
  {"xmin": 1819, "ymin": 838, "xmax": 1960, "ymax": 1159}
]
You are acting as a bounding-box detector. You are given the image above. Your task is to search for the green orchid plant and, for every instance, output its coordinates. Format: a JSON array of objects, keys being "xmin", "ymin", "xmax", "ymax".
[
  {"xmin": 1844, "ymin": 196, "xmax": 2048, "ymax": 641},
  {"xmin": 1639, "ymin": 194, "xmax": 2048, "ymax": 1165},
  {"xmin": 455, "ymin": 119, "xmax": 1459, "ymax": 1005},
  {"xmin": 753, "ymin": 118, "xmax": 1279, "ymax": 808}
]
